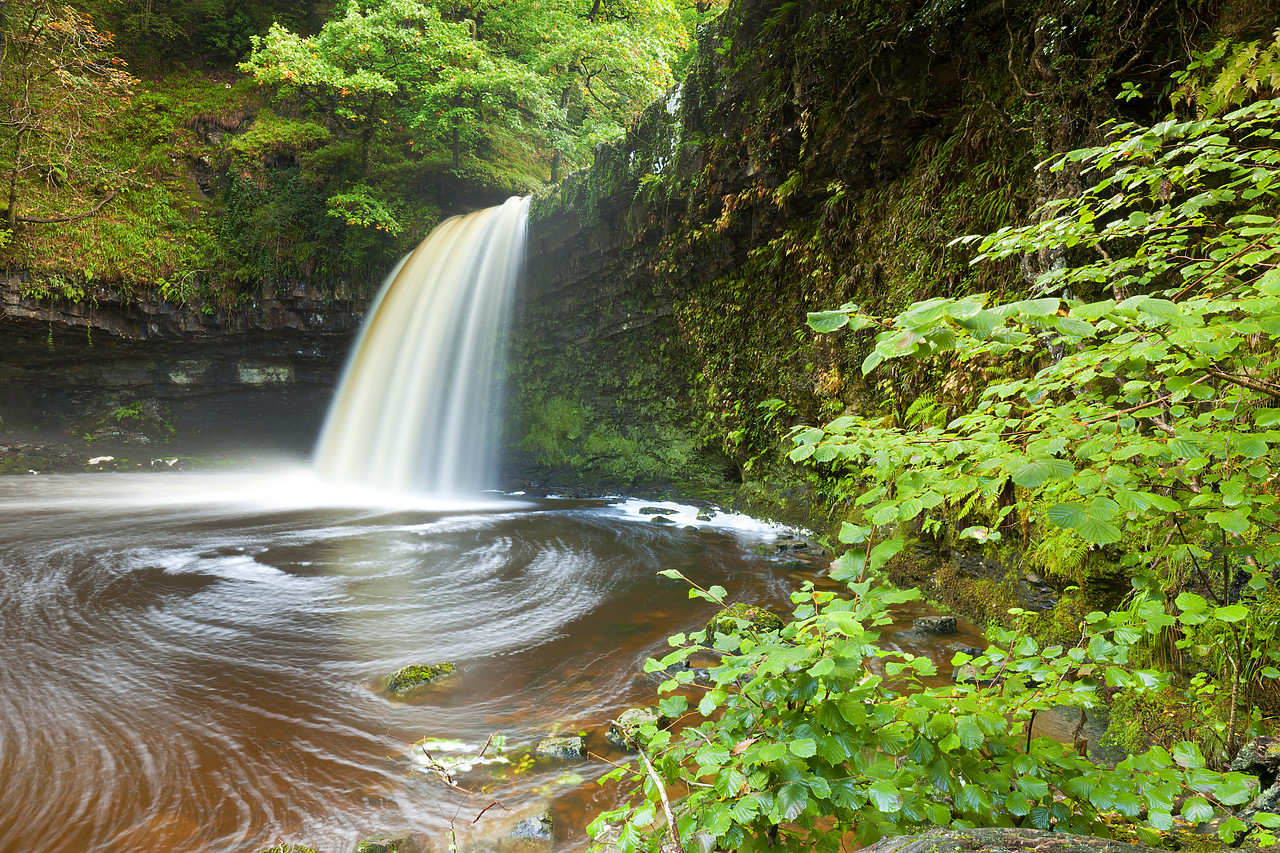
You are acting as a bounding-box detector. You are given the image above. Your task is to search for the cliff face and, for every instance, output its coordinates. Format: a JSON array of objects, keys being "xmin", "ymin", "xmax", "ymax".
[
  {"xmin": 0, "ymin": 277, "xmax": 365, "ymax": 340},
  {"xmin": 519, "ymin": 0, "xmax": 1277, "ymax": 506}
]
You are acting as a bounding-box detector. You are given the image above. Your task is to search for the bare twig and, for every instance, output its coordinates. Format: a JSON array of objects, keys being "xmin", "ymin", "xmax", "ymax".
[{"xmin": 636, "ymin": 746, "xmax": 682, "ymax": 852}]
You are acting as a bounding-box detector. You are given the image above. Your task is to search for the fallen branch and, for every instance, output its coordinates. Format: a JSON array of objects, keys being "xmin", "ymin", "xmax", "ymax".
[{"xmin": 15, "ymin": 190, "xmax": 118, "ymax": 224}]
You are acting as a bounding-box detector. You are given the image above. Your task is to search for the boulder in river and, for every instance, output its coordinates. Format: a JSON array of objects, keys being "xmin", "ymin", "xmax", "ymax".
[
  {"xmin": 356, "ymin": 832, "xmax": 424, "ymax": 853},
  {"xmin": 1232, "ymin": 735, "xmax": 1280, "ymax": 819},
  {"xmin": 912, "ymin": 615, "xmax": 957, "ymax": 634},
  {"xmin": 535, "ymin": 734, "xmax": 585, "ymax": 759},
  {"xmin": 607, "ymin": 707, "xmax": 663, "ymax": 748},
  {"xmin": 385, "ymin": 662, "xmax": 457, "ymax": 696},
  {"xmin": 704, "ymin": 603, "xmax": 784, "ymax": 644},
  {"xmin": 508, "ymin": 811, "xmax": 553, "ymax": 842}
]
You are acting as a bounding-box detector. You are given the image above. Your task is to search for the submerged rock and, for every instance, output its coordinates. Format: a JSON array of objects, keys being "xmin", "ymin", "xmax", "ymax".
[
  {"xmin": 946, "ymin": 642, "xmax": 983, "ymax": 658},
  {"xmin": 508, "ymin": 811, "xmax": 554, "ymax": 842},
  {"xmin": 913, "ymin": 615, "xmax": 957, "ymax": 634},
  {"xmin": 535, "ymin": 734, "xmax": 585, "ymax": 759},
  {"xmin": 607, "ymin": 707, "xmax": 662, "ymax": 748},
  {"xmin": 257, "ymin": 845, "xmax": 319, "ymax": 853},
  {"xmin": 704, "ymin": 603, "xmax": 784, "ymax": 644},
  {"xmin": 385, "ymin": 662, "xmax": 457, "ymax": 696}
]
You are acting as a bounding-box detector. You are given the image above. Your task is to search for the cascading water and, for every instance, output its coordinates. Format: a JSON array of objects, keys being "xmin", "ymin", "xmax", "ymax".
[{"xmin": 314, "ymin": 195, "xmax": 531, "ymax": 494}]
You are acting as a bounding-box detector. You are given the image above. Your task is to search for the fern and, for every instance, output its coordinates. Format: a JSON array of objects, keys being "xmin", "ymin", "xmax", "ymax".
[{"xmin": 1177, "ymin": 29, "xmax": 1280, "ymax": 117}]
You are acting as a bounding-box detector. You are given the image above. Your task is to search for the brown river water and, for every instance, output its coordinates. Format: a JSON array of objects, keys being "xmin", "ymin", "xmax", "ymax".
[{"xmin": 0, "ymin": 467, "xmax": 992, "ymax": 853}]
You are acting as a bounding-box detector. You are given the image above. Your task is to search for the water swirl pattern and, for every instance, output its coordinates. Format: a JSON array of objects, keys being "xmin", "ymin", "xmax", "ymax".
[{"xmin": 0, "ymin": 470, "xmax": 805, "ymax": 851}]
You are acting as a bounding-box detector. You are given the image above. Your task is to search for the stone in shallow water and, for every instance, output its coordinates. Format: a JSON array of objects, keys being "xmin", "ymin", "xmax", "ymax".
[
  {"xmin": 535, "ymin": 734, "xmax": 585, "ymax": 759},
  {"xmin": 385, "ymin": 662, "xmax": 457, "ymax": 696},
  {"xmin": 257, "ymin": 845, "xmax": 319, "ymax": 853},
  {"xmin": 639, "ymin": 506, "xmax": 677, "ymax": 515},
  {"xmin": 912, "ymin": 615, "xmax": 957, "ymax": 634},
  {"xmin": 508, "ymin": 811, "xmax": 554, "ymax": 841},
  {"xmin": 357, "ymin": 832, "xmax": 424, "ymax": 853},
  {"xmin": 607, "ymin": 707, "xmax": 661, "ymax": 748}
]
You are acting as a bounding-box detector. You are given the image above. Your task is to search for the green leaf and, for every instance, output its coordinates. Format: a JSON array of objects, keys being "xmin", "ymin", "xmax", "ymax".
[
  {"xmin": 868, "ymin": 780, "xmax": 902, "ymax": 813},
  {"xmin": 1005, "ymin": 791, "xmax": 1032, "ymax": 816},
  {"xmin": 1007, "ymin": 297, "xmax": 1061, "ymax": 317},
  {"xmin": 1173, "ymin": 741, "xmax": 1205, "ymax": 769},
  {"xmin": 1213, "ymin": 604, "xmax": 1250, "ymax": 623},
  {"xmin": 1012, "ymin": 457, "xmax": 1075, "ymax": 488},
  {"xmin": 1206, "ymin": 510, "xmax": 1251, "ymax": 534},
  {"xmin": 776, "ymin": 783, "xmax": 809, "ymax": 821},
  {"xmin": 1136, "ymin": 298, "xmax": 1180, "ymax": 322},
  {"xmin": 1055, "ymin": 316, "xmax": 1097, "ymax": 337},
  {"xmin": 789, "ymin": 738, "xmax": 817, "ymax": 758},
  {"xmin": 1182, "ymin": 796, "xmax": 1214, "ymax": 823},
  {"xmin": 808, "ymin": 310, "xmax": 851, "ymax": 333},
  {"xmin": 1046, "ymin": 502, "xmax": 1086, "ymax": 528},
  {"xmin": 1075, "ymin": 515, "xmax": 1122, "ymax": 545}
]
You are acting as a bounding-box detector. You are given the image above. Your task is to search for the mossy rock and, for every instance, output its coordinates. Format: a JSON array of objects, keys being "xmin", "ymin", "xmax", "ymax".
[
  {"xmin": 385, "ymin": 662, "xmax": 457, "ymax": 696},
  {"xmin": 606, "ymin": 707, "xmax": 663, "ymax": 749},
  {"xmin": 535, "ymin": 734, "xmax": 585, "ymax": 759},
  {"xmin": 356, "ymin": 832, "xmax": 421, "ymax": 853},
  {"xmin": 257, "ymin": 845, "xmax": 319, "ymax": 853},
  {"xmin": 704, "ymin": 603, "xmax": 784, "ymax": 644}
]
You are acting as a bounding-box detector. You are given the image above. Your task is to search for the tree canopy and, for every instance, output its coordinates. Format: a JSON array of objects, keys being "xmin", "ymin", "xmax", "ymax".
[{"xmin": 240, "ymin": 0, "xmax": 707, "ymax": 181}]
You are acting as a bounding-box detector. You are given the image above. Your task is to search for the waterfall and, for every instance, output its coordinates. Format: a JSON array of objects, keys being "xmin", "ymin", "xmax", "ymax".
[{"xmin": 314, "ymin": 196, "xmax": 531, "ymax": 495}]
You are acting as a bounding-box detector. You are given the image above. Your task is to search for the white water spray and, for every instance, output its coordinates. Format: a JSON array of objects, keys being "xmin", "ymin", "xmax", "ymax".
[{"xmin": 314, "ymin": 196, "xmax": 531, "ymax": 494}]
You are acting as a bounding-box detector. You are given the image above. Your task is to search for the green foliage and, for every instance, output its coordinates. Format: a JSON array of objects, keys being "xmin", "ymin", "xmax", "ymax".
[
  {"xmin": 595, "ymin": 535, "xmax": 1261, "ymax": 851},
  {"xmin": 239, "ymin": 0, "xmax": 693, "ymax": 175},
  {"xmin": 224, "ymin": 109, "xmax": 331, "ymax": 162},
  {"xmin": 326, "ymin": 183, "xmax": 404, "ymax": 235},
  {"xmin": 1173, "ymin": 29, "xmax": 1280, "ymax": 117},
  {"xmin": 0, "ymin": 1, "xmax": 137, "ymax": 228},
  {"xmin": 790, "ymin": 96, "xmax": 1280, "ymax": 763}
]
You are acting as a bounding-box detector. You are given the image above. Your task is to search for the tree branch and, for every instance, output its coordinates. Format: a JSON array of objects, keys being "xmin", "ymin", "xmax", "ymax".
[{"xmin": 15, "ymin": 189, "xmax": 117, "ymax": 223}]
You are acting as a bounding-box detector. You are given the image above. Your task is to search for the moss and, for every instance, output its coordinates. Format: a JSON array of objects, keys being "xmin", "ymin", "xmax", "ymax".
[
  {"xmin": 704, "ymin": 602, "xmax": 785, "ymax": 644},
  {"xmin": 385, "ymin": 662, "xmax": 457, "ymax": 696},
  {"xmin": 224, "ymin": 110, "xmax": 331, "ymax": 164},
  {"xmin": 258, "ymin": 845, "xmax": 319, "ymax": 853},
  {"xmin": 926, "ymin": 563, "xmax": 1025, "ymax": 629}
]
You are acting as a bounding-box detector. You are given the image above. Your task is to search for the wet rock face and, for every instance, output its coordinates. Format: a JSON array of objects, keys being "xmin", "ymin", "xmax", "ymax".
[
  {"xmin": 607, "ymin": 707, "xmax": 662, "ymax": 749},
  {"xmin": 1232, "ymin": 736, "xmax": 1280, "ymax": 818},
  {"xmin": 0, "ymin": 322, "xmax": 349, "ymax": 464},
  {"xmin": 913, "ymin": 615, "xmax": 957, "ymax": 634},
  {"xmin": 0, "ymin": 277, "xmax": 369, "ymax": 340},
  {"xmin": 508, "ymin": 811, "xmax": 554, "ymax": 842}
]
